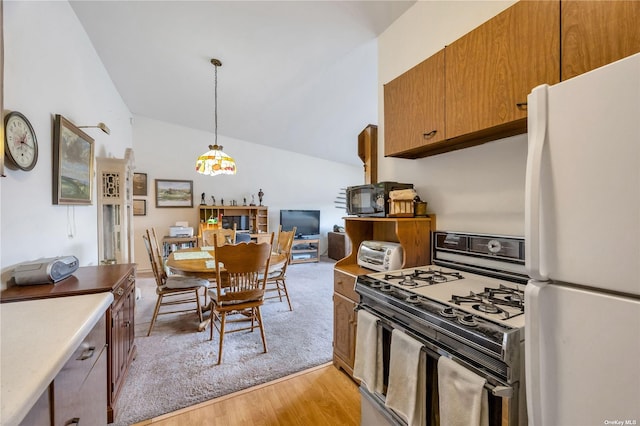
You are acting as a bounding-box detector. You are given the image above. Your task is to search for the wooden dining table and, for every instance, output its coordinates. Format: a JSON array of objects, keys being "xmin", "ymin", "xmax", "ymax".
[
  {"xmin": 165, "ymin": 247, "xmax": 287, "ymax": 331},
  {"xmin": 166, "ymin": 247, "xmax": 287, "ymax": 278}
]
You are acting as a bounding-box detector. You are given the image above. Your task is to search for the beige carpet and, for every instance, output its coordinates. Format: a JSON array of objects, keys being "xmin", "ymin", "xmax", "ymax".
[{"xmin": 112, "ymin": 257, "xmax": 336, "ymax": 425}]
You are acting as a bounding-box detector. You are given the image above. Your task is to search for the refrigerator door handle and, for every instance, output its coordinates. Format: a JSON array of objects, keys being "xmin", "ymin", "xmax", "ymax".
[
  {"xmin": 525, "ymin": 84, "xmax": 549, "ymax": 281},
  {"xmin": 524, "ymin": 280, "xmax": 547, "ymax": 426}
]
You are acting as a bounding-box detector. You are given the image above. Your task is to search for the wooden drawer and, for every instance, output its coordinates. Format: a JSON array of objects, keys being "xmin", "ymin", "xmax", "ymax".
[
  {"xmin": 112, "ymin": 272, "xmax": 135, "ymax": 305},
  {"xmin": 53, "ymin": 315, "xmax": 107, "ymax": 426},
  {"xmin": 56, "ymin": 316, "xmax": 106, "ymax": 393},
  {"xmin": 334, "ymin": 270, "xmax": 358, "ymax": 301}
]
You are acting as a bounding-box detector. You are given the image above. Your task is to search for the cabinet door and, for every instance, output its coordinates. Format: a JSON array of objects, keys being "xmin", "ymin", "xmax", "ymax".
[
  {"xmin": 384, "ymin": 50, "xmax": 445, "ymax": 157},
  {"xmin": 111, "ymin": 278, "xmax": 135, "ymax": 402},
  {"xmin": 111, "ymin": 291, "xmax": 128, "ymax": 396},
  {"xmin": 445, "ymin": 0, "xmax": 560, "ymax": 140},
  {"xmin": 562, "ymin": 0, "xmax": 640, "ymax": 81},
  {"xmin": 333, "ymin": 292, "xmax": 357, "ymax": 371}
]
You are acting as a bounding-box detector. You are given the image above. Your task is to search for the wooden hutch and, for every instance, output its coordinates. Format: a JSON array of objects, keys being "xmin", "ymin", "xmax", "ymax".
[{"xmin": 333, "ymin": 216, "xmax": 434, "ymax": 380}]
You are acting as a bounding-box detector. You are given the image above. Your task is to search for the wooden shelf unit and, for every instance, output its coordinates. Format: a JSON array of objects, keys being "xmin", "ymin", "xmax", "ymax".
[
  {"xmin": 337, "ymin": 216, "xmax": 434, "ymax": 269},
  {"xmin": 290, "ymin": 238, "xmax": 319, "ymax": 264},
  {"xmin": 198, "ymin": 205, "xmax": 268, "ymax": 241},
  {"xmin": 332, "ymin": 216, "xmax": 434, "ymax": 380}
]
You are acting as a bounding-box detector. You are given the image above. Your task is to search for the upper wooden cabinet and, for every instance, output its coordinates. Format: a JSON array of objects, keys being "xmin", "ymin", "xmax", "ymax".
[
  {"xmin": 562, "ymin": 0, "xmax": 640, "ymax": 80},
  {"xmin": 383, "ymin": 0, "xmax": 637, "ymax": 159},
  {"xmin": 358, "ymin": 124, "xmax": 378, "ymax": 184},
  {"xmin": 384, "ymin": 50, "xmax": 445, "ymax": 158},
  {"xmin": 445, "ymin": 0, "xmax": 560, "ymax": 142}
]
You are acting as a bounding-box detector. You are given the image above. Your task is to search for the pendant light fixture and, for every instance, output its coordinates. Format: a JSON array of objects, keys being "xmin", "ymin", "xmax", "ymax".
[{"xmin": 195, "ymin": 58, "xmax": 237, "ymax": 176}]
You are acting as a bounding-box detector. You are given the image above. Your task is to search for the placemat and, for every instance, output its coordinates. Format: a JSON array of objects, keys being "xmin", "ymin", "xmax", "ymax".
[{"xmin": 173, "ymin": 251, "xmax": 213, "ymax": 260}]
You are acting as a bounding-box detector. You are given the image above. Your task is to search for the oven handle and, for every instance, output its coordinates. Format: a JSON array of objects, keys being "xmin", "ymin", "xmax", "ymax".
[{"xmin": 358, "ymin": 305, "xmax": 514, "ymax": 398}]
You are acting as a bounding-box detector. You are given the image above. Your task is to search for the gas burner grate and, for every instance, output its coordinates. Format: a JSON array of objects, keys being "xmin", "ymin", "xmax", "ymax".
[
  {"xmin": 382, "ymin": 268, "xmax": 465, "ymax": 288},
  {"xmin": 450, "ymin": 285, "xmax": 525, "ymax": 319}
]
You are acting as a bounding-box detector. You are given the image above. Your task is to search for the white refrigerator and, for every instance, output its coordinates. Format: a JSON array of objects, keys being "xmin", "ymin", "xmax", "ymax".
[{"xmin": 525, "ymin": 52, "xmax": 640, "ymax": 426}]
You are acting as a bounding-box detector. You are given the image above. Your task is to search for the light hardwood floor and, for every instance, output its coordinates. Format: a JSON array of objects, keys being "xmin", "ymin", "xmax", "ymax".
[{"xmin": 133, "ymin": 363, "xmax": 361, "ymax": 426}]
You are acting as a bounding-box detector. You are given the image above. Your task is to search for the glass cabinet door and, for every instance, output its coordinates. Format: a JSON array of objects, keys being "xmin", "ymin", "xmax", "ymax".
[{"xmin": 97, "ymin": 155, "xmax": 133, "ymax": 264}]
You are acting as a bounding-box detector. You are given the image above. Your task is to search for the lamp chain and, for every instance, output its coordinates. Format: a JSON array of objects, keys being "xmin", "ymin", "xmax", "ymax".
[{"xmin": 214, "ymin": 62, "xmax": 218, "ymax": 146}]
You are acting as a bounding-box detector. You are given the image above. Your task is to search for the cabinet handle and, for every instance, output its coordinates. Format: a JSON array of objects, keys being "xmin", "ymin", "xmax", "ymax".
[
  {"xmin": 128, "ymin": 275, "xmax": 135, "ymax": 283},
  {"xmin": 77, "ymin": 347, "xmax": 95, "ymax": 361},
  {"xmin": 516, "ymin": 102, "xmax": 528, "ymax": 109},
  {"xmin": 124, "ymin": 321, "xmax": 131, "ymax": 328},
  {"xmin": 423, "ymin": 130, "xmax": 437, "ymax": 139},
  {"xmin": 116, "ymin": 287, "xmax": 125, "ymax": 296},
  {"xmin": 64, "ymin": 418, "xmax": 80, "ymax": 426}
]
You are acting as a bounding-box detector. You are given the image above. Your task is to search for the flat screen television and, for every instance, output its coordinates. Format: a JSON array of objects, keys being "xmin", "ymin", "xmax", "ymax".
[
  {"xmin": 222, "ymin": 215, "xmax": 250, "ymax": 231},
  {"xmin": 280, "ymin": 210, "xmax": 320, "ymax": 238}
]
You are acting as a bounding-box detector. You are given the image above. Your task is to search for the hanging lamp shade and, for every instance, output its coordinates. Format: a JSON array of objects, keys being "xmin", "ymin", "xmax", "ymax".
[
  {"xmin": 196, "ymin": 144, "xmax": 236, "ymax": 175},
  {"xmin": 196, "ymin": 58, "xmax": 236, "ymax": 176}
]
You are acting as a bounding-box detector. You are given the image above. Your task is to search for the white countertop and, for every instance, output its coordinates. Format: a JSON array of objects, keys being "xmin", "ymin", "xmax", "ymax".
[{"xmin": 0, "ymin": 292, "xmax": 114, "ymax": 426}]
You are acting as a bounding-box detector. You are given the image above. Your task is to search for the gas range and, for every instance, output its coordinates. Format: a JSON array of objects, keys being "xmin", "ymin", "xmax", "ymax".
[
  {"xmin": 355, "ymin": 231, "xmax": 528, "ymax": 385},
  {"xmin": 366, "ymin": 266, "xmax": 525, "ymax": 328}
]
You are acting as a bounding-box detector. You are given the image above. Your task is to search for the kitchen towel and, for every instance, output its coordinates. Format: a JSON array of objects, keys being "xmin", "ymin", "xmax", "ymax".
[
  {"xmin": 385, "ymin": 329, "xmax": 426, "ymax": 426},
  {"xmin": 353, "ymin": 309, "xmax": 382, "ymax": 394},
  {"xmin": 437, "ymin": 356, "xmax": 489, "ymax": 426}
]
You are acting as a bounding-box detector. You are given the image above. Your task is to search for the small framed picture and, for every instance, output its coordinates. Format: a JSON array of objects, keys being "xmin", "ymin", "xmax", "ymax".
[
  {"xmin": 52, "ymin": 114, "xmax": 94, "ymax": 205},
  {"xmin": 133, "ymin": 199, "xmax": 146, "ymax": 216},
  {"xmin": 155, "ymin": 179, "xmax": 193, "ymax": 208},
  {"xmin": 133, "ymin": 172, "xmax": 148, "ymax": 196}
]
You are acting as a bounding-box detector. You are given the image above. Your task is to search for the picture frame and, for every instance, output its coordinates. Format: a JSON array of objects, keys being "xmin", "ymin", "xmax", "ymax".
[
  {"xmin": 0, "ymin": 1, "xmax": 4, "ymax": 178},
  {"xmin": 133, "ymin": 199, "xmax": 146, "ymax": 216},
  {"xmin": 52, "ymin": 114, "xmax": 94, "ymax": 205},
  {"xmin": 155, "ymin": 179, "xmax": 193, "ymax": 208},
  {"xmin": 133, "ymin": 172, "xmax": 148, "ymax": 196}
]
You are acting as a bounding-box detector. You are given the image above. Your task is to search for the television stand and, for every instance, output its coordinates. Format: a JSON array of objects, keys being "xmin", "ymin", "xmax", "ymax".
[{"xmin": 290, "ymin": 238, "xmax": 319, "ymax": 264}]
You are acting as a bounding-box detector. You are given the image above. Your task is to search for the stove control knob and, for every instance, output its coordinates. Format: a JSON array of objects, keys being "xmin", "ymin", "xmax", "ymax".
[
  {"xmin": 441, "ymin": 306, "xmax": 457, "ymax": 318},
  {"xmin": 459, "ymin": 314, "xmax": 478, "ymax": 327}
]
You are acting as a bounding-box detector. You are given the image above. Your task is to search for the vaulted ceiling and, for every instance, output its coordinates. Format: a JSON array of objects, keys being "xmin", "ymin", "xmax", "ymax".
[{"xmin": 69, "ymin": 1, "xmax": 416, "ymax": 166}]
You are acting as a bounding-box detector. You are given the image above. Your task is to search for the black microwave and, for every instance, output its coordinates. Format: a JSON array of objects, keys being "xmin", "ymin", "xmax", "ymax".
[{"xmin": 346, "ymin": 182, "xmax": 413, "ymax": 217}]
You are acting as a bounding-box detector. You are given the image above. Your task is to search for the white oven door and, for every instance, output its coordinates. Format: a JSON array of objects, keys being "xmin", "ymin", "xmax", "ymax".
[{"xmin": 357, "ymin": 309, "xmax": 521, "ymax": 426}]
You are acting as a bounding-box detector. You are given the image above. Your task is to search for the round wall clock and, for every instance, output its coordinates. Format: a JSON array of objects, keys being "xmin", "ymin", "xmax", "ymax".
[{"xmin": 4, "ymin": 111, "xmax": 38, "ymax": 171}]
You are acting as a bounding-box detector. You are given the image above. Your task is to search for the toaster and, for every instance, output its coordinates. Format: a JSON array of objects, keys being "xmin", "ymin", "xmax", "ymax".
[{"xmin": 357, "ymin": 240, "xmax": 404, "ymax": 272}]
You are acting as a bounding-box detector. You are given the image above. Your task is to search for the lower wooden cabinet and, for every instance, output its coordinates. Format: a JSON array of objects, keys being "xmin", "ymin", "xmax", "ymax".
[
  {"xmin": 333, "ymin": 292, "xmax": 358, "ymax": 377},
  {"xmin": 333, "ymin": 269, "xmax": 359, "ymax": 379},
  {"xmin": 108, "ymin": 269, "xmax": 137, "ymax": 422}
]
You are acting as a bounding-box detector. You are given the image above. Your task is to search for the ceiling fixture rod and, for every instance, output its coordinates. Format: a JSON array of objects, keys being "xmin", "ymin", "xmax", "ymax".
[{"xmin": 195, "ymin": 58, "xmax": 237, "ymax": 176}]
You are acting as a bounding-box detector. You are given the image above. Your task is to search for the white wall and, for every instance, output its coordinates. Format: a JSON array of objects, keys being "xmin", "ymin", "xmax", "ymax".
[
  {"xmin": 378, "ymin": 1, "xmax": 527, "ymax": 236},
  {"xmin": 1, "ymin": 1, "xmax": 133, "ymax": 287},
  {"xmin": 1, "ymin": 1, "xmax": 363, "ymax": 281},
  {"xmin": 131, "ymin": 115, "xmax": 361, "ymax": 271}
]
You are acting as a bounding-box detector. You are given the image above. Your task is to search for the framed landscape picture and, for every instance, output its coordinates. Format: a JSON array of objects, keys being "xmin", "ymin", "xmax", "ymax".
[
  {"xmin": 133, "ymin": 199, "xmax": 146, "ymax": 216},
  {"xmin": 155, "ymin": 179, "xmax": 193, "ymax": 208},
  {"xmin": 52, "ymin": 114, "xmax": 94, "ymax": 205},
  {"xmin": 133, "ymin": 172, "xmax": 148, "ymax": 196}
]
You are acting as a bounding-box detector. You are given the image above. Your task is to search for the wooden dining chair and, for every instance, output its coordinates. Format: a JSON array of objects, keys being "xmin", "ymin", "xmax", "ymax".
[
  {"xmin": 207, "ymin": 232, "xmax": 274, "ymax": 364},
  {"xmin": 143, "ymin": 228, "xmax": 209, "ymax": 336},
  {"xmin": 264, "ymin": 225, "xmax": 297, "ymax": 311},
  {"xmin": 201, "ymin": 225, "xmax": 237, "ymax": 247}
]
